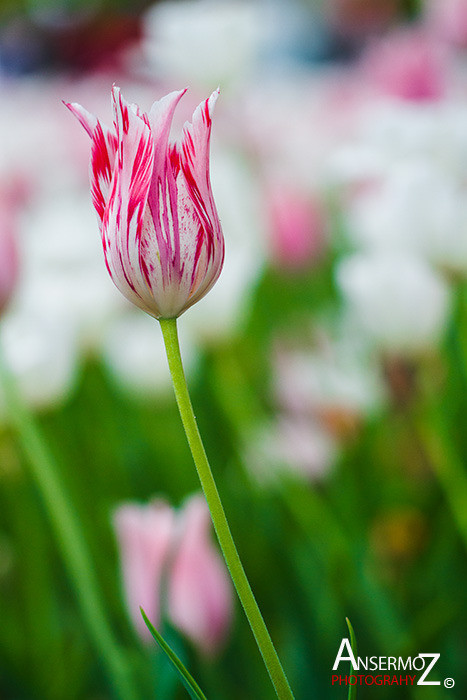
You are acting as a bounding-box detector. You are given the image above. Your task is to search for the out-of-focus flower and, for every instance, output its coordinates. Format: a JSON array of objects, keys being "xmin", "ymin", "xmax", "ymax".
[
  {"xmin": 346, "ymin": 160, "xmax": 467, "ymax": 272},
  {"xmin": 0, "ymin": 312, "xmax": 78, "ymax": 411},
  {"xmin": 102, "ymin": 312, "xmax": 197, "ymax": 396},
  {"xmin": 0, "ymin": 185, "xmax": 21, "ymax": 314},
  {"xmin": 113, "ymin": 500, "xmax": 175, "ymax": 643},
  {"xmin": 371, "ymin": 507, "xmax": 427, "ymax": 565},
  {"xmin": 113, "ymin": 494, "xmax": 232, "ymax": 655},
  {"xmin": 247, "ymin": 416, "xmax": 338, "ymax": 485},
  {"xmin": 66, "ymin": 86, "xmax": 224, "ymax": 320},
  {"xmin": 142, "ymin": 0, "xmax": 264, "ymax": 91},
  {"xmin": 183, "ymin": 148, "xmax": 266, "ymax": 341},
  {"xmin": 264, "ymin": 179, "xmax": 326, "ymax": 271},
  {"xmin": 425, "ymin": 0, "xmax": 467, "ymax": 48},
  {"xmin": 360, "ymin": 29, "xmax": 447, "ymax": 102},
  {"xmin": 328, "ymin": 97, "xmax": 467, "ymax": 188},
  {"xmin": 336, "ymin": 252, "xmax": 451, "ymax": 353},
  {"xmin": 273, "ymin": 332, "xmax": 384, "ymax": 425},
  {"xmin": 168, "ymin": 494, "xmax": 233, "ymax": 656}
]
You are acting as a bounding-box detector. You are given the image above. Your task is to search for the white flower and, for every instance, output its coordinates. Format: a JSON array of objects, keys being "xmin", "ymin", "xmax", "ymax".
[
  {"xmin": 0, "ymin": 311, "xmax": 78, "ymax": 411},
  {"xmin": 246, "ymin": 416, "xmax": 338, "ymax": 485},
  {"xmin": 102, "ymin": 312, "xmax": 197, "ymax": 397},
  {"xmin": 142, "ymin": 0, "xmax": 265, "ymax": 90},
  {"xmin": 347, "ymin": 160, "xmax": 467, "ymax": 272},
  {"xmin": 274, "ymin": 333, "xmax": 385, "ymax": 419},
  {"xmin": 336, "ymin": 252, "xmax": 451, "ymax": 352}
]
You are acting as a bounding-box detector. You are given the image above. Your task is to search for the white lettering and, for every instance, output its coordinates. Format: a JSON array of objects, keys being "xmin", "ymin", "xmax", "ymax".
[
  {"xmin": 333, "ymin": 638, "xmax": 357, "ymax": 670},
  {"xmin": 412, "ymin": 656, "xmax": 425, "ymax": 671},
  {"xmin": 417, "ymin": 654, "xmax": 440, "ymax": 686}
]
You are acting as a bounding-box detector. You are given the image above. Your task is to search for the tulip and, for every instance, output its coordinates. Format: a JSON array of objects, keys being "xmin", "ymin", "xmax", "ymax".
[
  {"xmin": 264, "ymin": 180, "xmax": 326, "ymax": 271},
  {"xmin": 168, "ymin": 494, "xmax": 233, "ymax": 656},
  {"xmin": 65, "ymin": 86, "xmax": 224, "ymax": 319},
  {"xmin": 336, "ymin": 252, "xmax": 450, "ymax": 352},
  {"xmin": 361, "ymin": 29, "xmax": 447, "ymax": 102},
  {"xmin": 112, "ymin": 495, "xmax": 233, "ymax": 654},
  {"xmin": 0, "ymin": 185, "xmax": 21, "ymax": 315},
  {"xmin": 112, "ymin": 501, "xmax": 175, "ymax": 642}
]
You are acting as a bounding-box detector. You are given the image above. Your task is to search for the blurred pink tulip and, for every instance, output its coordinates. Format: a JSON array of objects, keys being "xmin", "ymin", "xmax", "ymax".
[
  {"xmin": 113, "ymin": 494, "xmax": 232, "ymax": 655},
  {"xmin": 168, "ymin": 494, "xmax": 233, "ymax": 657},
  {"xmin": 425, "ymin": 0, "xmax": 467, "ymax": 47},
  {"xmin": 361, "ymin": 29, "xmax": 447, "ymax": 101},
  {"xmin": 265, "ymin": 181, "xmax": 326, "ymax": 271},
  {"xmin": 0, "ymin": 183, "xmax": 21, "ymax": 314},
  {"xmin": 65, "ymin": 86, "xmax": 224, "ymax": 319},
  {"xmin": 113, "ymin": 501, "xmax": 175, "ymax": 642}
]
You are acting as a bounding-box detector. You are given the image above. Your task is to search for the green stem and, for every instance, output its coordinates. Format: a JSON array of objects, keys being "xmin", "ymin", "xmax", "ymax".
[
  {"xmin": 0, "ymin": 345, "xmax": 137, "ymax": 700},
  {"xmin": 159, "ymin": 318, "xmax": 295, "ymax": 700}
]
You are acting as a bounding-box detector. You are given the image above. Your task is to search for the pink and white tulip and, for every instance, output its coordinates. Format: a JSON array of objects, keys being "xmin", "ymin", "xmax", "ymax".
[
  {"xmin": 264, "ymin": 180, "xmax": 326, "ymax": 271},
  {"xmin": 0, "ymin": 183, "xmax": 21, "ymax": 314},
  {"xmin": 168, "ymin": 494, "xmax": 233, "ymax": 656},
  {"xmin": 361, "ymin": 29, "xmax": 447, "ymax": 102},
  {"xmin": 65, "ymin": 86, "xmax": 224, "ymax": 319},
  {"xmin": 113, "ymin": 500, "xmax": 175, "ymax": 642},
  {"xmin": 113, "ymin": 494, "xmax": 233, "ymax": 655}
]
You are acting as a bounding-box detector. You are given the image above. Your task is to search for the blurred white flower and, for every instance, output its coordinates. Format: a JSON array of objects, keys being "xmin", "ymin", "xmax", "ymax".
[
  {"xmin": 0, "ymin": 310, "xmax": 78, "ymax": 411},
  {"xmin": 102, "ymin": 312, "xmax": 197, "ymax": 397},
  {"xmin": 274, "ymin": 333, "xmax": 385, "ymax": 420},
  {"xmin": 246, "ymin": 416, "xmax": 338, "ymax": 485},
  {"xmin": 329, "ymin": 99, "xmax": 467, "ymax": 184},
  {"xmin": 143, "ymin": 0, "xmax": 265, "ymax": 90},
  {"xmin": 347, "ymin": 160, "xmax": 467, "ymax": 272},
  {"xmin": 336, "ymin": 252, "xmax": 451, "ymax": 353},
  {"xmin": 20, "ymin": 191, "xmax": 124, "ymax": 348},
  {"xmin": 183, "ymin": 147, "xmax": 266, "ymax": 342}
]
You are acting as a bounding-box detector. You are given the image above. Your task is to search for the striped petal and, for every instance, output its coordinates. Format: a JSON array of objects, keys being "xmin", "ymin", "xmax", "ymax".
[
  {"xmin": 146, "ymin": 91, "xmax": 186, "ymax": 286},
  {"xmin": 102, "ymin": 87, "xmax": 158, "ymax": 315},
  {"xmin": 65, "ymin": 101, "xmax": 118, "ymax": 227},
  {"xmin": 176, "ymin": 89, "xmax": 225, "ymax": 311},
  {"xmin": 179, "ymin": 89, "xmax": 221, "ymax": 234}
]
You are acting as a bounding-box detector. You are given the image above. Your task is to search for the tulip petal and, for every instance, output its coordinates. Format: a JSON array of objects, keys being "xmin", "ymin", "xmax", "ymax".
[
  {"xmin": 168, "ymin": 494, "xmax": 233, "ymax": 656},
  {"xmin": 146, "ymin": 91, "xmax": 187, "ymax": 290},
  {"xmin": 176, "ymin": 90, "xmax": 224, "ymax": 310},
  {"xmin": 113, "ymin": 501, "xmax": 176, "ymax": 642},
  {"xmin": 102, "ymin": 87, "xmax": 159, "ymax": 315},
  {"xmin": 179, "ymin": 89, "xmax": 221, "ymax": 234},
  {"xmin": 64, "ymin": 101, "xmax": 118, "ymax": 226}
]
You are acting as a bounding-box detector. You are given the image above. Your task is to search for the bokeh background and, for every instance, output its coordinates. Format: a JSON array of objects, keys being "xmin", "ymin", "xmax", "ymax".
[{"xmin": 0, "ymin": 0, "xmax": 466, "ymax": 698}]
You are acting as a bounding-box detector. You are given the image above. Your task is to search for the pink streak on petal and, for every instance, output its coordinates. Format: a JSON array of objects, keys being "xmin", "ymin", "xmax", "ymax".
[
  {"xmin": 168, "ymin": 494, "xmax": 233, "ymax": 657},
  {"xmin": 113, "ymin": 501, "xmax": 176, "ymax": 642},
  {"xmin": 176, "ymin": 89, "xmax": 224, "ymax": 310},
  {"xmin": 65, "ymin": 101, "xmax": 118, "ymax": 226},
  {"xmin": 102, "ymin": 87, "xmax": 158, "ymax": 315},
  {"xmin": 146, "ymin": 90, "xmax": 187, "ymax": 284}
]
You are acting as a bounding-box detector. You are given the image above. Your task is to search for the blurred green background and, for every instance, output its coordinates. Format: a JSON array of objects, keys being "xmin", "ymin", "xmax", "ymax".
[{"xmin": 0, "ymin": 0, "xmax": 466, "ymax": 698}]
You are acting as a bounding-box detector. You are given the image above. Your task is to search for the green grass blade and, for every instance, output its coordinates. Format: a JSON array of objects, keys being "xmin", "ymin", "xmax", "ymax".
[
  {"xmin": 140, "ymin": 608, "xmax": 208, "ymax": 700},
  {"xmin": 346, "ymin": 618, "xmax": 357, "ymax": 700}
]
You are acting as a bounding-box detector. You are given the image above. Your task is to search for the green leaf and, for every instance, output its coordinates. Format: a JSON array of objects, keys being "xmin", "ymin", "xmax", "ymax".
[
  {"xmin": 346, "ymin": 618, "xmax": 357, "ymax": 700},
  {"xmin": 140, "ymin": 608, "xmax": 208, "ymax": 700}
]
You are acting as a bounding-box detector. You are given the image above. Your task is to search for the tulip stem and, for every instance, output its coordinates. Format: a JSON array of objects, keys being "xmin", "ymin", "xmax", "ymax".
[
  {"xmin": 0, "ymin": 343, "xmax": 138, "ymax": 700},
  {"xmin": 160, "ymin": 317, "xmax": 295, "ymax": 700}
]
